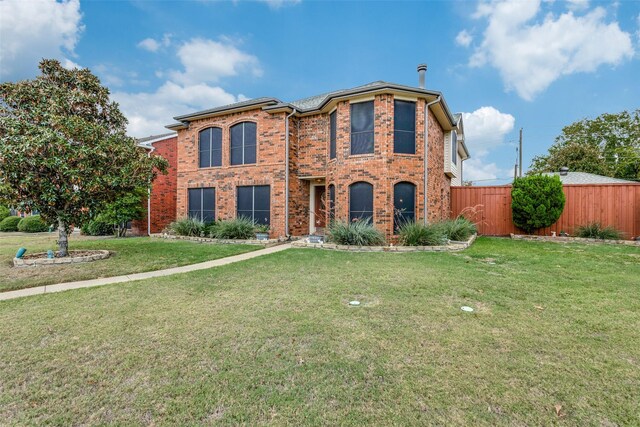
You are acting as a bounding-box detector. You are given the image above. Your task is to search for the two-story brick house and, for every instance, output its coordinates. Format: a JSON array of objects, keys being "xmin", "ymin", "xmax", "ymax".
[{"xmin": 166, "ymin": 66, "xmax": 469, "ymax": 240}]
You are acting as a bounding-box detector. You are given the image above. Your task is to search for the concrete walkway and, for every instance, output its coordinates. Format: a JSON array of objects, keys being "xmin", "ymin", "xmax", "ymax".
[{"xmin": 1, "ymin": 243, "xmax": 292, "ymax": 302}]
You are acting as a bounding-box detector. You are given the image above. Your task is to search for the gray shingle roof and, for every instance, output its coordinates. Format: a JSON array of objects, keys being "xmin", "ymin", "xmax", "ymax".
[
  {"xmin": 290, "ymin": 81, "xmax": 388, "ymax": 110},
  {"xmin": 136, "ymin": 133, "xmax": 175, "ymax": 144},
  {"xmin": 173, "ymin": 97, "xmax": 280, "ymax": 121},
  {"xmin": 542, "ymin": 172, "xmax": 636, "ymax": 184}
]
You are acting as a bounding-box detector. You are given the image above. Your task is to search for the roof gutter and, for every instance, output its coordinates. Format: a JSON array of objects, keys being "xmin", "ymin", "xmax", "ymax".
[
  {"xmin": 285, "ymin": 108, "xmax": 297, "ymax": 237},
  {"xmin": 424, "ymin": 95, "xmax": 441, "ymax": 225}
]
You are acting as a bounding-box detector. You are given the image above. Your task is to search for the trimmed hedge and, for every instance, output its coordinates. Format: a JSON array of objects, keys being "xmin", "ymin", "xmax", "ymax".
[
  {"xmin": 511, "ymin": 175, "xmax": 565, "ymax": 234},
  {"xmin": 0, "ymin": 216, "xmax": 22, "ymax": 232},
  {"xmin": 82, "ymin": 218, "xmax": 114, "ymax": 236},
  {"xmin": 17, "ymin": 215, "xmax": 49, "ymax": 232}
]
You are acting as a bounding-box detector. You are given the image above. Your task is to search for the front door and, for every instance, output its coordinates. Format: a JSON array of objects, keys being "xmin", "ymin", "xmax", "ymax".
[{"xmin": 314, "ymin": 186, "xmax": 326, "ymax": 232}]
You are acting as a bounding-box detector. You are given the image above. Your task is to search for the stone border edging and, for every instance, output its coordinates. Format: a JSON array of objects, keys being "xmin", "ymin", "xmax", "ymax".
[
  {"xmin": 152, "ymin": 234, "xmax": 284, "ymax": 247},
  {"xmin": 13, "ymin": 250, "xmax": 110, "ymax": 267},
  {"xmin": 291, "ymin": 234, "xmax": 477, "ymax": 252},
  {"xmin": 510, "ymin": 233, "xmax": 640, "ymax": 247}
]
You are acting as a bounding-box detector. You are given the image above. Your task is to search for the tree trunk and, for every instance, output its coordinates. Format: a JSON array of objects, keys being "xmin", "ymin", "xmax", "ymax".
[{"xmin": 58, "ymin": 219, "xmax": 69, "ymax": 257}]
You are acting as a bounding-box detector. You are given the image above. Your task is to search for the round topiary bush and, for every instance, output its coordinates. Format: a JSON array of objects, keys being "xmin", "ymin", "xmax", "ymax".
[
  {"xmin": 0, "ymin": 215, "xmax": 22, "ymax": 232},
  {"xmin": 0, "ymin": 206, "xmax": 10, "ymax": 222},
  {"xmin": 84, "ymin": 218, "xmax": 114, "ymax": 236},
  {"xmin": 511, "ymin": 175, "xmax": 565, "ymax": 234},
  {"xmin": 17, "ymin": 215, "xmax": 49, "ymax": 232}
]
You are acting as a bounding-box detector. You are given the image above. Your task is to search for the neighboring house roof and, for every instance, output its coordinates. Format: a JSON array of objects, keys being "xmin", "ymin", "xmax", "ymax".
[
  {"xmin": 167, "ymin": 80, "xmax": 459, "ymax": 131},
  {"xmin": 136, "ymin": 132, "xmax": 177, "ymax": 149},
  {"xmin": 542, "ymin": 172, "xmax": 637, "ymax": 184}
]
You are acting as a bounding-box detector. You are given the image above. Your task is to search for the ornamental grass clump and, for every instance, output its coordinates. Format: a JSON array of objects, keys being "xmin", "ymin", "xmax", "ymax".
[
  {"xmin": 169, "ymin": 217, "xmax": 205, "ymax": 237},
  {"xmin": 438, "ymin": 217, "xmax": 477, "ymax": 241},
  {"xmin": 17, "ymin": 215, "xmax": 49, "ymax": 233},
  {"xmin": 397, "ymin": 221, "xmax": 447, "ymax": 246},
  {"xmin": 211, "ymin": 217, "xmax": 256, "ymax": 240},
  {"xmin": 575, "ymin": 222, "xmax": 623, "ymax": 240},
  {"xmin": 328, "ymin": 219, "xmax": 385, "ymax": 246}
]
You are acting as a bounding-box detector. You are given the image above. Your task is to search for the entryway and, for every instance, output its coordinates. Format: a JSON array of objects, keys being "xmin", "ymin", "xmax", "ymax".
[{"xmin": 309, "ymin": 179, "xmax": 326, "ymax": 235}]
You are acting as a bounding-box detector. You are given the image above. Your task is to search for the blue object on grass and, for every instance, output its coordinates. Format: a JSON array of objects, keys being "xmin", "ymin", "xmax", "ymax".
[
  {"xmin": 47, "ymin": 250, "xmax": 54, "ymax": 259},
  {"xmin": 16, "ymin": 247, "xmax": 27, "ymax": 259}
]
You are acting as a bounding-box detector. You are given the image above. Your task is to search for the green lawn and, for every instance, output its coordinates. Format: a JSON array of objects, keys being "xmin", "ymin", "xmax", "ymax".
[
  {"xmin": 1, "ymin": 238, "xmax": 638, "ymax": 425},
  {"xmin": 0, "ymin": 232, "xmax": 257, "ymax": 292}
]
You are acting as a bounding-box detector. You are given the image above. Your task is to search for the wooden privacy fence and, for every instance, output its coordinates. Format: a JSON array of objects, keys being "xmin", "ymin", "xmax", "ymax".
[{"xmin": 451, "ymin": 184, "xmax": 640, "ymax": 238}]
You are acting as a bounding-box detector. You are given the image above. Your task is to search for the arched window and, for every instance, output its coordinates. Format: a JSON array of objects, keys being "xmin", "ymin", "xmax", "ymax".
[
  {"xmin": 394, "ymin": 182, "xmax": 415, "ymax": 232},
  {"xmin": 199, "ymin": 127, "xmax": 222, "ymax": 168},
  {"xmin": 230, "ymin": 122, "xmax": 257, "ymax": 165},
  {"xmin": 349, "ymin": 182, "xmax": 373, "ymax": 223},
  {"xmin": 328, "ymin": 184, "xmax": 336, "ymax": 221}
]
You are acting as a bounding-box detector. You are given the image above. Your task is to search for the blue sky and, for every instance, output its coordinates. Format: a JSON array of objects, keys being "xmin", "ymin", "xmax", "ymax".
[{"xmin": 1, "ymin": 0, "xmax": 638, "ymax": 184}]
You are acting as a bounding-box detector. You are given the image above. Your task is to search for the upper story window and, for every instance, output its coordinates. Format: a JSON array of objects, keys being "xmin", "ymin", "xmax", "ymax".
[
  {"xmin": 199, "ymin": 127, "xmax": 222, "ymax": 168},
  {"xmin": 349, "ymin": 181, "xmax": 373, "ymax": 223},
  {"xmin": 394, "ymin": 100, "xmax": 416, "ymax": 154},
  {"xmin": 350, "ymin": 101, "xmax": 374, "ymax": 155},
  {"xmin": 393, "ymin": 182, "xmax": 415, "ymax": 232},
  {"xmin": 188, "ymin": 187, "xmax": 215, "ymax": 223},
  {"xmin": 451, "ymin": 131, "xmax": 458, "ymax": 165},
  {"xmin": 329, "ymin": 111, "xmax": 337, "ymax": 159},
  {"xmin": 237, "ymin": 185, "xmax": 270, "ymax": 225},
  {"xmin": 230, "ymin": 122, "xmax": 257, "ymax": 165}
]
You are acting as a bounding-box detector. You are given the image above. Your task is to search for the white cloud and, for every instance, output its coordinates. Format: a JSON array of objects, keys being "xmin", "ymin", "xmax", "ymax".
[
  {"xmin": 0, "ymin": 0, "xmax": 84, "ymax": 80},
  {"xmin": 455, "ymin": 30, "xmax": 473, "ymax": 47},
  {"xmin": 567, "ymin": 0, "xmax": 589, "ymax": 11},
  {"xmin": 468, "ymin": 0, "xmax": 634, "ymax": 100},
  {"xmin": 114, "ymin": 38, "xmax": 261, "ymax": 137},
  {"xmin": 137, "ymin": 33, "xmax": 172, "ymax": 52},
  {"xmin": 461, "ymin": 106, "xmax": 516, "ymax": 183},
  {"xmin": 255, "ymin": 0, "xmax": 301, "ymax": 9},
  {"xmin": 138, "ymin": 38, "xmax": 161, "ymax": 52},
  {"xmin": 170, "ymin": 38, "xmax": 262, "ymax": 85}
]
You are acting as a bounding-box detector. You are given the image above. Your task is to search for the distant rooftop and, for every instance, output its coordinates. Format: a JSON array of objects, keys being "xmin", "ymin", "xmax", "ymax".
[
  {"xmin": 137, "ymin": 133, "xmax": 175, "ymax": 144},
  {"xmin": 542, "ymin": 171, "xmax": 637, "ymax": 184}
]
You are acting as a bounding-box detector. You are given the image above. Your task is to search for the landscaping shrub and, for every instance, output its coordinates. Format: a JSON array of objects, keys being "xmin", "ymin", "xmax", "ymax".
[
  {"xmin": 575, "ymin": 222, "xmax": 623, "ymax": 240},
  {"xmin": 211, "ymin": 217, "xmax": 256, "ymax": 240},
  {"xmin": 397, "ymin": 221, "xmax": 447, "ymax": 246},
  {"xmin": 17, "ymin": 215, "xmax": 49, "ymax": 232},
  {"xmin": 83, "ymin": 218, "xmax": 115, "ymax": 236},
  {"xmin": 328, "ymin": 219, "xmax": 385, "ymax": 246},
  {"xmin": 168, "ymin": 217, "xmax": 205, "ymax": 237},
  {"xmin": 0, "ymin": 216, "xmax": 22, "ymax": 232},
  {"xmin": 511, "ymin": 175, "xmax": 565, "ymax": 234},
  {"xmin": 0, "ymin": 206, "xmax": 10, "ymax": 222},
  {"xmin": 438, "ymin": 217, "xmax": 477, "ymax": 241}
]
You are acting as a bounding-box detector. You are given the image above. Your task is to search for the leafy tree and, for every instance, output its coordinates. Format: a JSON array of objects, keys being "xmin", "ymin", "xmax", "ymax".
[
  {"xmin": 511, "ymin": 175, "xmax": 565, "ymax": 234},
  {"xmin": 95, "ymin": 189, "xmax": 146, "ymax": 237},
  {"xmin": 529, "ymin": 110, "xmax": 640, "ymax": 180},
  {"xmin": 0, "ymin": 59, "xmax": 167, "ymax": 256}
]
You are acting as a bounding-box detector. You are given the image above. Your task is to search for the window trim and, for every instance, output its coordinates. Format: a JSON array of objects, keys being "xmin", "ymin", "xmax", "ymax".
[
  {"xmin": 393, "ymin": 99, "xmax": 416, "ymax": 155},
  {"xmin": 349, "ymin": 101, "xmax": 375, "ymax": 156},
  {"xmin": 187, "ymin": 187, "xmax": 216, "ymax": 223},
  {"xmin": 348, "ymin": 181, "xmax": 374, "ymax": 224},
  {"xmin": 230, "ymin": 121, "xmax": 258, "ymax": 166},
  {"xmin": 198, "ymin": 127, "xmax": 223, "ymax": 168}
]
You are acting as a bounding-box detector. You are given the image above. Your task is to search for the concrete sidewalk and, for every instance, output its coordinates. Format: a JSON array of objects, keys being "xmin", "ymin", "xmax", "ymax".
[{"xmin": 1, "ymin": 243, "xmax": 292, "ymax": 302}]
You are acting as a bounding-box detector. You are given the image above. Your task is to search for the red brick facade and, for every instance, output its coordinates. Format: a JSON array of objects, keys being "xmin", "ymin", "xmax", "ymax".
[
  {"xmin": 131, "ymin": 135, "xmax": 178, "ymax": 235},
  {"xmin": 172, "ymin": 91, "xmax": 454, "ymax": 240}
]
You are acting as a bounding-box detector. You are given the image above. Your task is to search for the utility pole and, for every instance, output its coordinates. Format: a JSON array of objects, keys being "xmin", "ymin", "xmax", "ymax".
[{"xmin": 518, "ymin": 128, "xmax": 523, "ymax": 177}]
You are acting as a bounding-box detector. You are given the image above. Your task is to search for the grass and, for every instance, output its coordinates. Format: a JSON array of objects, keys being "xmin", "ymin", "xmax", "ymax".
[
  {"xmin": 0, "ymin": 232, "xmax": 257, "ymax": 292},
  {"xmin": 0, "ymin": 237, "xmax": 639, "ymax": 425}
]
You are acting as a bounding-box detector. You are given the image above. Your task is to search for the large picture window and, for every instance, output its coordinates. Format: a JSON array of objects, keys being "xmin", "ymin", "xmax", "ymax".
[
  {"xmin": 394, "ymin": 182, "xmax": 415, "ymax": 232},
  {"xmin": 188, "ymin": 188, "xmax": 215, "ymax": 223},
  {"xmin": 199, "ymin": 127, "xmax": 222, "ymax": 168},
  {"xmin": 329, "ymin": 111, "xmax": 337, "ymax": 159},
  {"xmin": 349, "ymin": 181, "xmax": 373, "ymax": 223},
  {"xmin": 350, "ymin": 101, "xmax": 374, "ymax": 155},
  {"xmin": 237, "ymin": 185, "xmax": 270, "ymax": 225},
  {"xmin": 230, "ymin": 122, "xmax": 257, "ymax": 165},
  {"xmin": 394, "ymin": 100, "xmax": 416, "ymax": 154}
]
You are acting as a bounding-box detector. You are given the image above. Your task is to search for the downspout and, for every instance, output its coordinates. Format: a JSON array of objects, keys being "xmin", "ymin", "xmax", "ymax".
[
  {"xmin": 147, "ymin": 146, "xmax": 156, "ymax": 236},
  {"xmin": 284, "ymin": 108, "xmax": 297, "ymax": 237},
  {"xmin": 423, "ymin": 96, "xmax": 441, "ymax": 225}
]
